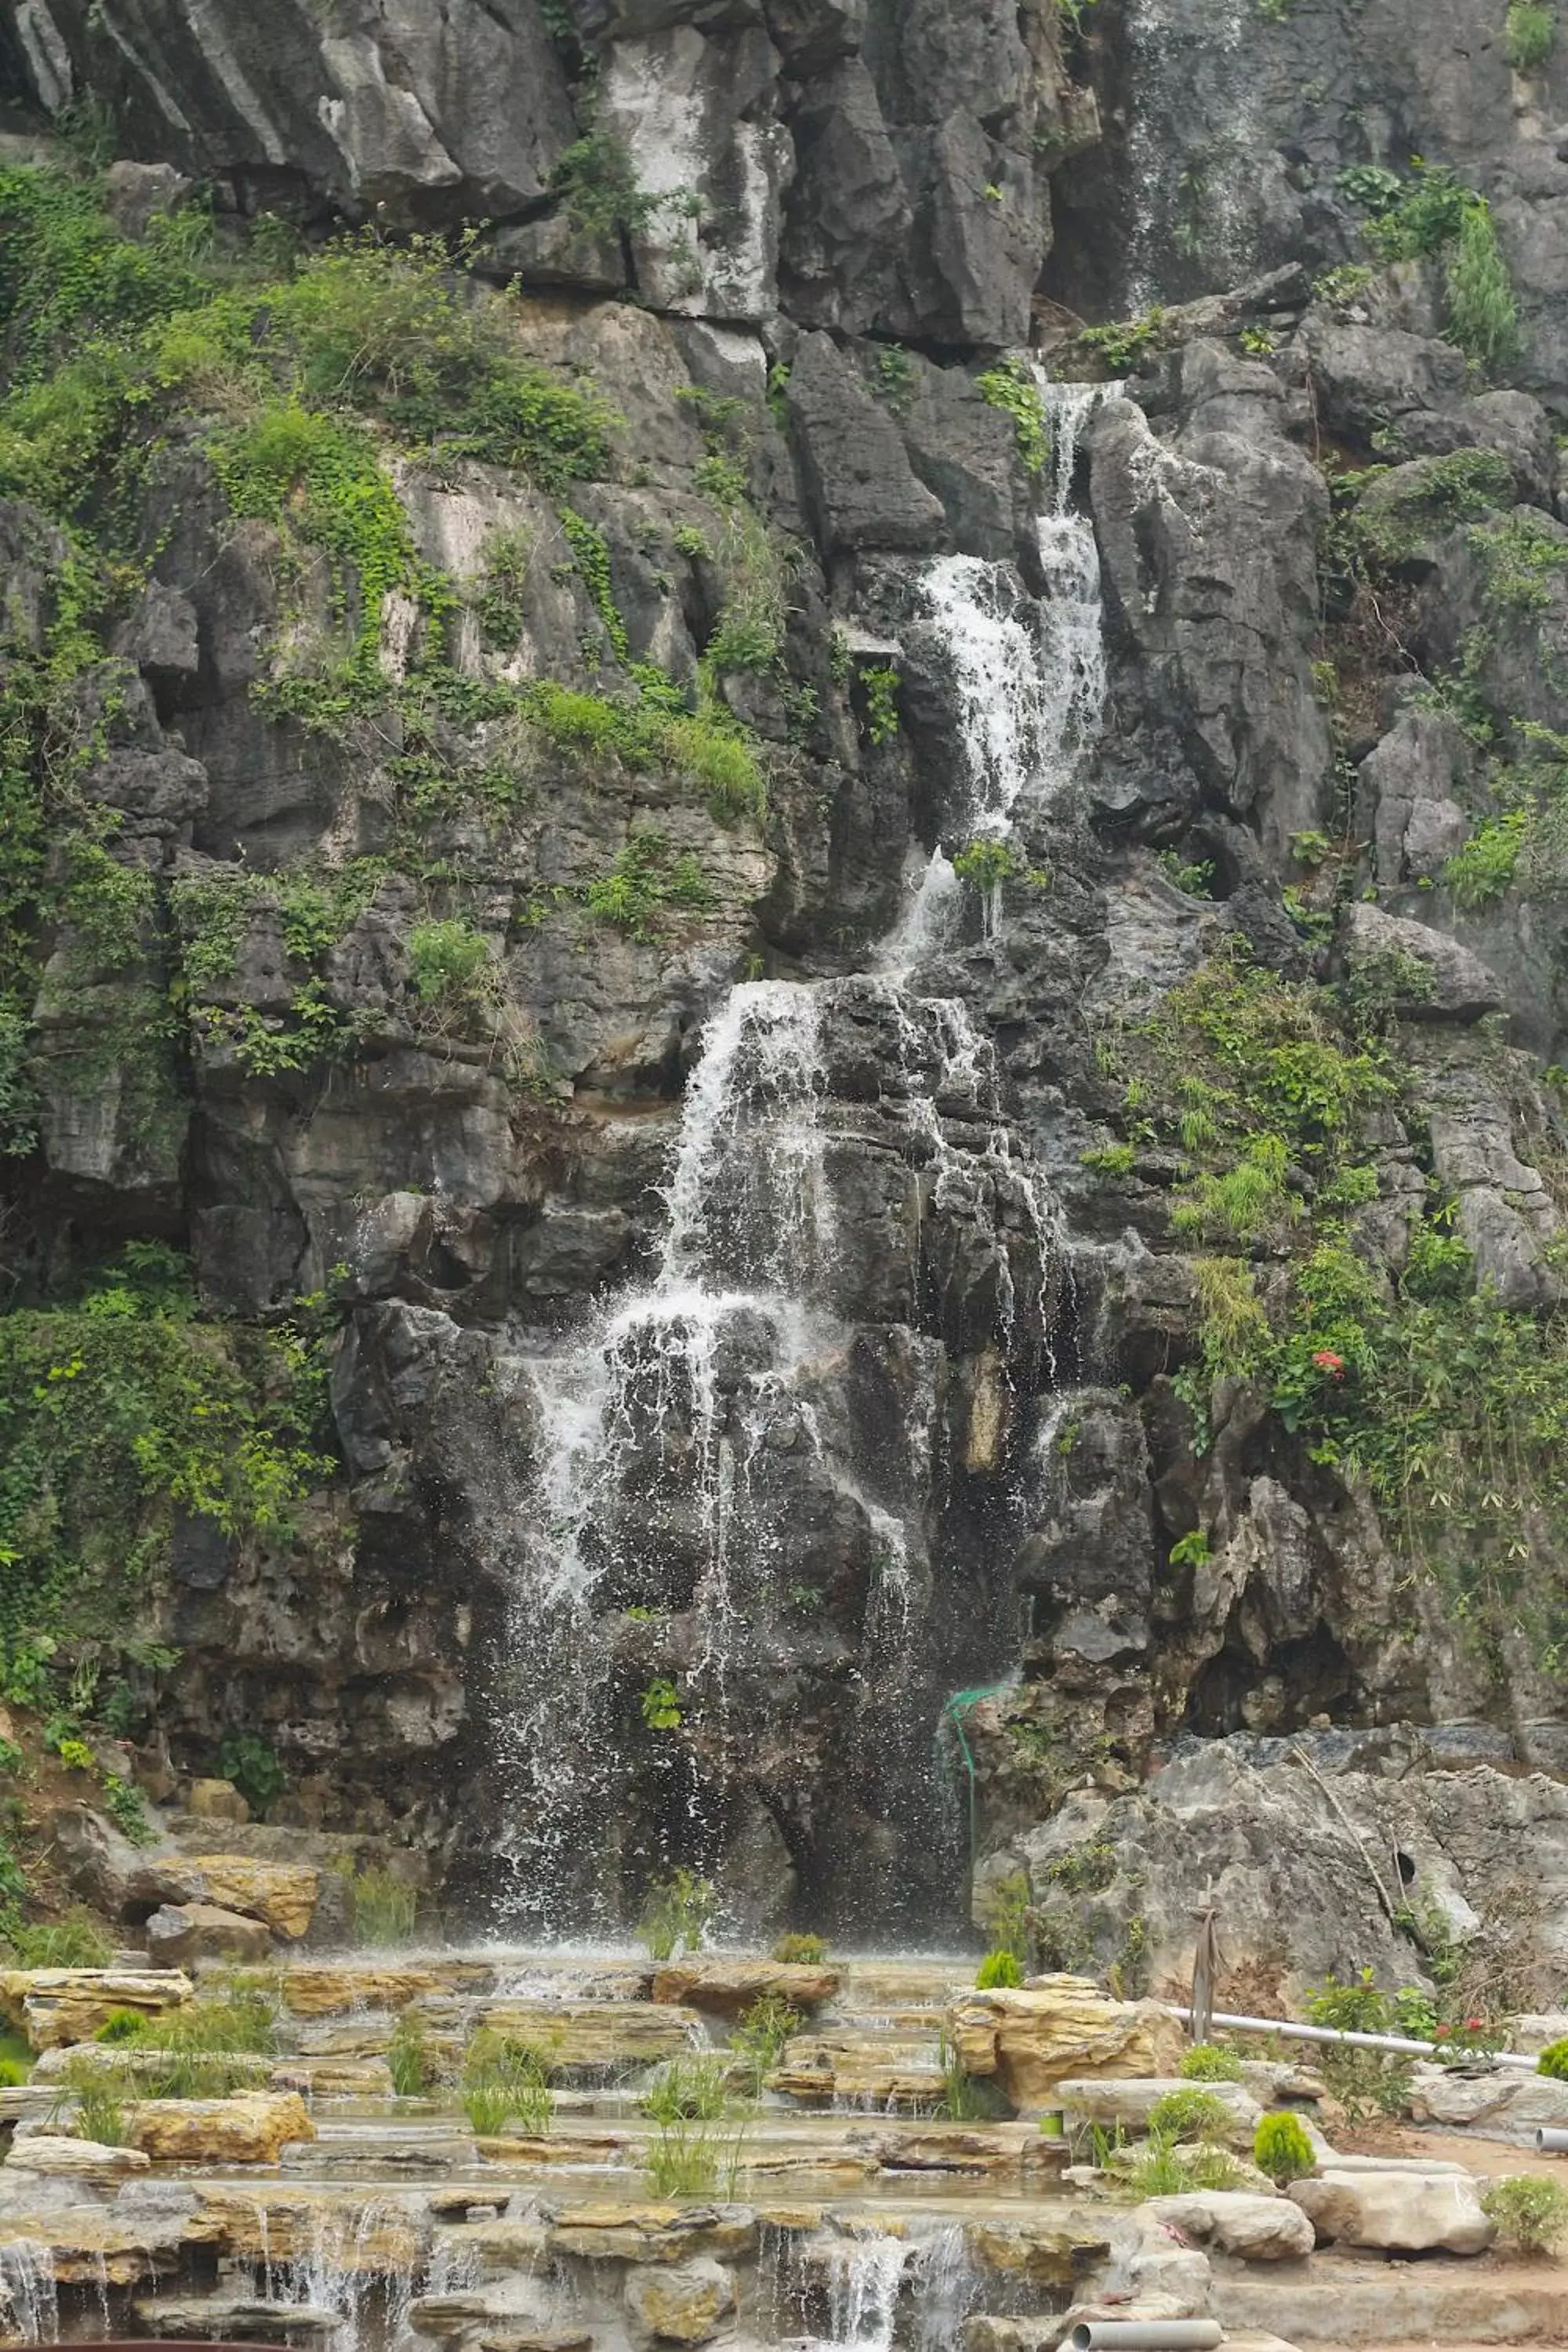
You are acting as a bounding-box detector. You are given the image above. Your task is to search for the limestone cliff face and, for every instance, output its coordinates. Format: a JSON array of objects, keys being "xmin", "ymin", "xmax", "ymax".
[{"xmin": 3, "ymin": 0, "xmax": 1568, "ymax": 1980}]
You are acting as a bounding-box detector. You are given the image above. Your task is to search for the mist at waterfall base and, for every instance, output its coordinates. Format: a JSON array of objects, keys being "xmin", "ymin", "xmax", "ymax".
[{"xmin": 486, "ymin": 382, "xmax": 1120, "ymax": 1944}]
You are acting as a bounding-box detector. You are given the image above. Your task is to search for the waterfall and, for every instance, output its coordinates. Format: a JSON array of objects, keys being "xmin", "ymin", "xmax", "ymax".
[
  {"xmin": 492, "ymin": 383, "xmax": 1114, "ymax": 1936},
  {"xmin": 820, "ymin": 2235, "xmax": 909, "ymax": 2352},
  {"xmin": 0, "ymin": 2242, "xmax": 58, "ymax": 2344}
]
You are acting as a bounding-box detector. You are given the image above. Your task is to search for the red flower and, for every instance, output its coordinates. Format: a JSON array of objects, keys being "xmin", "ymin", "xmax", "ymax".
[
  {"xmin": 1312, "ymin": 1348, "xmax": 1346, "ymax": 1378},
  {"xmin": 1465, "ymin": 2016, "xmax": 1485, "ymax": 2033},
  {"xmin": 1434, "ymin": 2024, "xmax": 1452, "ymax": 2038}
]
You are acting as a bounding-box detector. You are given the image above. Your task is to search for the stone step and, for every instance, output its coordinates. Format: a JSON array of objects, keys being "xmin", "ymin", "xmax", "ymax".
[
  {"xmin": 1214, "ymin": 2262, "xmax": 1568, "ymax": 2343},
  {"xmin": 130, "ymin": 2298, "xmax": 341, "ymax": 2339}
]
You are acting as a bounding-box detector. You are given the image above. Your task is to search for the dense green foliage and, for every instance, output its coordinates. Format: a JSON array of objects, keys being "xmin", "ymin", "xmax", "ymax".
[
  {"xmin": 1102, "ymin": 945, "xmax": 1568, "ymax": 1657},
  {"xmin": 1537, "ymin": 2035, "xmax": 1568, "ymax": 2078},
  {"xmin": 975, "ymin": 356, "xmax": 1051, "ymax": 474},
  {"xmin": 1179, "ymin": 2042, "xmax": 1244, "ymax": 2082},
  {"xmin": 1504, "ymin": 2, "xmax": 1557, "ymax": 70},
  {"xmin": 1337, "ymin": 162, "xmax": 1519, "ymax": 371},
  {"xmin": 0, "ymin": 1245, "xmax": 328, "ymax": 1654}
]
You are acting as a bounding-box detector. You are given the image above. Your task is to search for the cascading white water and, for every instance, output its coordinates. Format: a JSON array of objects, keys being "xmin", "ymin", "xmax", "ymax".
[
  {"xmin": 0, "ymin": 2241, "xmax": 58, "ymax": 2344},
  {"xmin": 494, "ymin": 379, "xmax": 1115, "ymax": 1935}
]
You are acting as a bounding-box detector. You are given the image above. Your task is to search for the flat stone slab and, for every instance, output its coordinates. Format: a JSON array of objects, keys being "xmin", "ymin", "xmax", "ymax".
[
  {"xmin": 130, "ymin": 2299, "xmax": 341, "ymax": 2338},
  {"xmin": 279, "ymin": 1962, "xmax": 497, "ymax": 2016},
  {"xmin": 0, "ymin": 1968, "xmax": 192, "ymax": 2052},
  {"xmin": 472, "ymin": 2000, "xmax": 706, "ymax": 2072},
  {"xmin": 1215, "ymin": 2264, "xmax": 1568, "ymax": 2343},
  {"xmin": 652, "ymin": 1960, "xmax": 839, "ymax": 2016},
  {"xmin": 4, "ymin": 2133, "xmax": 150, "ymax": 2183}
]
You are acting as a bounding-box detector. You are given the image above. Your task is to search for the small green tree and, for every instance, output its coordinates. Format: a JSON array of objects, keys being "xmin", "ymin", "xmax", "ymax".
[
  {"xmin": 1254, "ymin": 2111, "xmax": 1316, "ymax": 2183},
  {"xmin": 976, "ymin": 1949, "xmax": 1022, "ymax": 1989}
]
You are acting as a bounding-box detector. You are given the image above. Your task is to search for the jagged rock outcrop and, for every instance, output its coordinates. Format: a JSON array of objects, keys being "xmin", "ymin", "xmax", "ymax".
[{"xmin": 2, "ymin": 0, "xmax": 1568, "ymax": 1976}]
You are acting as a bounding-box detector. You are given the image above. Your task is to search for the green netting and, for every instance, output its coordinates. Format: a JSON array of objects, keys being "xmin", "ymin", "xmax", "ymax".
[{"xmin": 942, "ymin": 1683, "xmax": 1013, "ymax": 1870}]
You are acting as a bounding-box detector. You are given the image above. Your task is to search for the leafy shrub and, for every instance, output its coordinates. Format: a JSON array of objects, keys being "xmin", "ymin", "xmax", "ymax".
[
  {"xmin": 1180, "ymin": 2042, "xmax": 1243, "ymax": 2082},
  {"xmin": 215, "ymin": 1732, "xmax": 285, "ymax": 1821},
  {"xmin": 1254, "ymin": 2111, "xmax": 1316, "ymax": 2183},
  {"xmin": 408, "ymin": 918, "xmax": 492, "ymax": 1007},
  {"xmin": 95, "ymin": 2009, "xmax": 150, "ymax": 2045},
  {"xmin": 584, "ymin": 831, "xmax": 712, "ymax": 941},
  {"xmin": 1445, "ymin": 810, "xmax": 1530, "ymax": 907},
  {"xmin": 953, "ymin": 838, "xmax": 1019, "ymax": 891},
  {"xmin": 1483, "ymin": 2172, "xmax": 1568, "ymax": 2251},
  {"xmin": 638, "ymin": 1676, "xmax": 682, "ymax": 1731},
  {"xmin": 550, "ymin": 128, "xmax": 662, "ymax": 240},
  {"xmin": 102, "ymin": 1776, "xmax": 154, "ymax": 1846},
  {"xmin": 637, "ymin": 1867, "xmax": 717, "ymax": 1962},
  {"xmin": 1537, "ymin": 2036, "xmax": 1568, "ymax": 2079},
  {"xmin": 976, "ymin": 356, "xmax": 1050, "ymax": 475},
  {"xmin": 976, "ymin": 1949, "xmax": 1023, "ymax": 1989},
  {"xmin": 0, "ymin": 1265, "xmax": 328, "ymax": 1654},
  {"xmin": 772, "ymin": 1932, "xmax": 826, "ymax": 1965},
  {"xmin": 1147, "ymin": 2087, "xmax": 1234, "ymax": 2143}
]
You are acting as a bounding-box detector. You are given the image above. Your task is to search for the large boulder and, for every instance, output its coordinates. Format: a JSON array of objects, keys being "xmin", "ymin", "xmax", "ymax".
[
  {"xmin": 144, "ymin": 1903, "xmax": 274, "ymax": 1968},
  {"xmin": 128, "ymin": 2092, "xmax": 317, "ymax": 2165},
  {"xmin": 623, "ymin": 2256, "xmax": 735, "ymax": 2344},
  {"xmin": 1338, "ymin": 905, "xmax": 1505, "ymax": 1022},
  {"xmin": 1290, "ymin": 2167, "xmax": 1494, "ymax": 2254},
  {"xmin": 1406, "ymin": 2062, "xmax": 1568, "ymax": 2138},
  {"xmin": 1143, "ymin": 2189, "xmax": 1316, "ymax": 2263},
  {"xmin": 171, "ymin": 1857, "xmax": 319, "ymax": 1939},
  {"xmin": 946, "ymin": 1979, "xmax": 1185, "ymax": 2110}
]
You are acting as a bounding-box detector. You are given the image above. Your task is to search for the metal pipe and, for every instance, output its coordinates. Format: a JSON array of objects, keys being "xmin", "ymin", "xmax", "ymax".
[
  {"xmin": 1069, "ymin": 2325, "xmax": 1223, "ymax": 2350},
  {"xmin": 1167, "ymin": 2005, "xmax": 1539, "ymax": 2071},
  {"xmin": 1537, "ymin": 2128, "xmax": 1568, "ymax": 2153}
]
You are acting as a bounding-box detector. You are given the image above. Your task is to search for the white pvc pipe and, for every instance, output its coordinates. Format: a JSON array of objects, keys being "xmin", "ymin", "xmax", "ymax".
[
  {"xmin": 1168, "ymin": 2005, "xmax": 1539, "ymax": 2071},
  {"xmin": 1069, "ymin": 2325, "xmax": 1222, "ymax": 2350},
  {"xmin": 1537, "ymin": 2128, "xmax": 1568, "ymax": 2153}
]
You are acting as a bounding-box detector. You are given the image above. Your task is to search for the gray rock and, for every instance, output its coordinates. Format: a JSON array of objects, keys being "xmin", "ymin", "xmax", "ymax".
[
  {"xmin": 785, "ymin": 332, "xmax": 946, "ymax": 554},
  {"xmin": 1289, "ymin": 2168, "xmax": 1494, "ymax": 2255},
  {"xmin": 1340, "ymin": 904, "xmax": 1506, "ymax": 1020},
  {"xmin": 1090, "ymin": 349, "xmax": 1331, "ymax": 859},
  {"xmin": 1142, "ymin": 2190, "xmax": 1316, "ymax": 2263}
]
